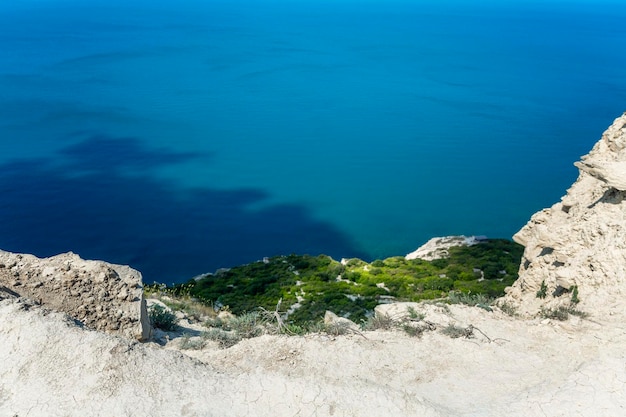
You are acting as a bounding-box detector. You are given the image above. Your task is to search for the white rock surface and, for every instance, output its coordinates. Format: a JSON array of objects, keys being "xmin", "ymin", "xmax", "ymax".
[
  {"xmin": 503, "ymin": 112, "xmax": 626, "ymax": 317},
  {"xmin": 405, "ymin": 235, "xmax": 481, "ymax": 261},
  {"xmin": 0, "ymin": 250, "xmax": 151, "ymax": 340},
  {"xmin": 2, "ymin": 293, "xmax": 626, "ymax": 417}
]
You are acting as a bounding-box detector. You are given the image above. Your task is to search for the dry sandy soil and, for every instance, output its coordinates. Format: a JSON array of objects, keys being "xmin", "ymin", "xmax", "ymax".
[{"xmin": 1, "ymin": 294, "xmax": 624, "ymax": 417}]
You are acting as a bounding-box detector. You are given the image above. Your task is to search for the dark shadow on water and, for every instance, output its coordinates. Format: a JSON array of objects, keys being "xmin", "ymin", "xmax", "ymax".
[{"xmin": 0, "ymin": 135, "xmax": 368, "ymax": 284}]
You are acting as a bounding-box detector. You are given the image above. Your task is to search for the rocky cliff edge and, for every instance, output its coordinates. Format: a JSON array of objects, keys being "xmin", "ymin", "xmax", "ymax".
[
  {"xmin": 0, "ymin": 250, "xmax": 151, "ymax": 341},
  {"xmin": 502, "ymin": 112, "xmax": 626, "ymax": 317}
]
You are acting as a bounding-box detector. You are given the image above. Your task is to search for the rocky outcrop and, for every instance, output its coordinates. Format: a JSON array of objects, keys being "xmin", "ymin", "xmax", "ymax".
[
  {"xmin": 0, "ymin": 250, "xmax": 151, "ymax": 340},
  {"xmin": 502, "ymin": 113, "xmax": 626, "ymax": 316},
  {"xmin": 405, "ymin": 236, "xmax": 483, "ymax": 261}
]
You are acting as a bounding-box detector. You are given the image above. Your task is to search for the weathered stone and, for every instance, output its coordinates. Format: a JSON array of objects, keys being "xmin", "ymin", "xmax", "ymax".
[
  {"xmin": 501, "ymin": 113, "xmax": 626, "ymax": 316},
  {"xmin": 0, "ymin": 250, "xmax": 152, "ymax": 341}
]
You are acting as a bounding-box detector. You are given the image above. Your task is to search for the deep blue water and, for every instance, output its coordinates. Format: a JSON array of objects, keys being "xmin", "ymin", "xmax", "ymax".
[{"xmin": 1, "ymin": 0, "xmax": 625, "ymax": 283}]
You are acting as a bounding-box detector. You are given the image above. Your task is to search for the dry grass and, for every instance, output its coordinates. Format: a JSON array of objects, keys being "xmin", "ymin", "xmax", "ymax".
[{"xmin": 144, "ymin": 285, "xmax": 218, "ymax": 323}]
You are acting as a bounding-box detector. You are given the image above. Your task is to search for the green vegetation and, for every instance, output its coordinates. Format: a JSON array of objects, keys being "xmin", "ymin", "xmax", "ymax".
[
  {"xmin": 536, "ymin": 280, "xmax": 548, "ymax": 299},
  {"xmin": 497, "ymin": 301, "xmax": 518, "ymax": 317},
  {"xmin": 540, "ymin": 301, "xmax": 589, "ymax": 321},
  {"xmin": 148, "ymin": 239, "xmax": 523, "ymax": 327},
  {"xmin": 441, "ymin": 323, "xmax": 473, "ymax": 339},
  {"xmin": 447, "ymin": 291, "xmax": 493, "ymax": 311},
  {"xmin": 570, "ymin": 285, "xmax": 580, "ymax": 304},
  {"xmin": 148, "ymin": 304, "xmax": 179, "ymax": 331},
  {"xmin": 540, "ymin": 305, "xmax": 589, "ymax": 321}
]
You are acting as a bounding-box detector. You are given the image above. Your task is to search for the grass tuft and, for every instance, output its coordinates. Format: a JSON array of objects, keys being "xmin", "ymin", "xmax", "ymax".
[
  {"xmin": 362, "ymin": 313, "xmax": 395, "ymax": 331},
  {"xmin": 497, "ymin": 301, "xmax": 518, "ymax": 317},
  {"xmin": 540, "ymin": 305, "xmax": 589, "ymax": 321},
  {"xmin": 441, "ymin": 323, "xmax": 473, "ymax": 339}
]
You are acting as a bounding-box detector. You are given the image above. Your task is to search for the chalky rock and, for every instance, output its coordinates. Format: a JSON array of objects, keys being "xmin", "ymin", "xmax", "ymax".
[
  {"xmin": 0, "ymin": 250, "xmax": 151, "ymax": 340},
  {"xmin": 502, "ymin": 113, "xmax": 626, "ymax": 317}
]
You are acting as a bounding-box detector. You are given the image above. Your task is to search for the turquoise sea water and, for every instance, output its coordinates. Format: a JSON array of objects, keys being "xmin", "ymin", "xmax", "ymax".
[{"xmin": 1, "ymin": 0, "xmax": 625, "ymax": 283}]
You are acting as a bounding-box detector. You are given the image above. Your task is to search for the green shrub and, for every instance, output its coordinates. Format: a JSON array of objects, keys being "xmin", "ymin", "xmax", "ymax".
[
  {"xmin": 149, "ymin": 304, "xmax": 178, "ymax": 331},
  {"xmin": 406, "ymin": 306, "xmax": 425, "ymax": 321},
  {"xmin": 179, "ymin": 333, "xmax": 206, "ymax": 350},
  {"xmin": 568, "ymin": 307, "xmax": 588, "ymax": 318},
  {"xmin": 498, "ymin": 301, "xmax": 518, "ymax": 317},
  {"xmin": 540, "ymin": 305, "xmax": 588, "ymax": 321},
  {"xmin": 323, "ymin": 321, "xmax": 355, "ymax": 336},
  {"xmin": 441, "ymin": 324, "xmax": 473, "ymax": 339},
  {"xmin": 153, "ymin": 240, "xmax": 524, "ymax": 328},
  {"xmin": 536, "ymin": 281, "xmax": 548, "ymax": 299},
  {"xmin": 203, "ymin": 328, "xmax": 241, "ymax": 348},
  {"xmin": 402, "ymin": 324, "xmax": 424, "ymax": 337},
  {"xmin": 363, "ymin": 313, "xmax": 395, "ymax": 331},
  {"xmin": 570, "ymin": 285, "xmax": 580, "ymax": 304},
  {"xmin": 228, "ymin": 311, "xmax": 265, "ymax": 338},
  {"xmin": 448, "ymin": 291, "xmax": 493, "ymax": 307},
  {"xmin": 540, "ymin": 306, "xmax": 569, "ymax": 321}
]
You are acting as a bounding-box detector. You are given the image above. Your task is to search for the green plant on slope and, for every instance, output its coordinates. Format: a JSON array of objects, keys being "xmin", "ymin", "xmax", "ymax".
[
  {"xmin": 441, "ymin": 324, "xmax": 473, "ymax": 339},
  {"xmin": 153, "ymin": 240, "xmax": 524, "ymax": 327},
  {"xmin": 362, "ymin": 313, "xmax": 395, "ymax": 331},
  {"xmin": 148, "ymin": 304, "xmax": 179, "ymax": 331},
  {"xmin": 570, "ymin": 285, "xmax": 580, "ymax": 304},
  {"xmin": 536, "ymin": 281, "xmax": 548, "ymax": 299},
  {"xmin": 406, "ymin": 306, "xmax": 425, "ymax": 321},
  {"xmin": 497, "ymin": 301, "xmax": 518, "ymax": 317},
  {"xmin": 203, "ymin": 328, "xmax": 241, "ymax": 348},
  {"xmin": 448, "ymin": 291, "xmax": 493, "ymax": 309},
  {"xmin": 227, "ymin": 311, "xmax": 265, "ymax": 338},
  {"xmin": 540, "ymin": 305, "xmax": 589, "ymax": 321}
]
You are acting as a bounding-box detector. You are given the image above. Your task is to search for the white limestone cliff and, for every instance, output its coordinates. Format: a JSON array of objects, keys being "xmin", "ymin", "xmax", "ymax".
[{"xmin": 502, "ymin": 112, "xmax": 626, "ymax": 317}]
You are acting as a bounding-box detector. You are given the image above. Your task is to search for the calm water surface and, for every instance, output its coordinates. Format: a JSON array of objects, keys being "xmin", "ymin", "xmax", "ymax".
[{"xmin": 1, "ymin": 0, "xmax": 625, "ymax": 282}]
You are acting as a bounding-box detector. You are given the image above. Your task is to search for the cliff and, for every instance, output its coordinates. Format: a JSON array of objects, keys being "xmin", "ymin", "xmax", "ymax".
[{"xmin": 503, "ymin": 112, "xmax": 626, "ymax": 317}]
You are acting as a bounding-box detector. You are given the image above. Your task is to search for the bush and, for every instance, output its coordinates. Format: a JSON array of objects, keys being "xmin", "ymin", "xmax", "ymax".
[
  {"xmin": 149, "ymin": 304, "xmax": 178, "ymax": 331},
  {"xmin": 441, "ymin": 324, "xmax": 473, "ymax": 339},
  {"xmin": 540, "ymin": 305, "xmax": 588, "ymax": 321},
  {"xmin": 497, "ymin": 301, "xmax": 518, "ymax": 316},
  {"xmin": 402, "ymin": 324, "xmax": 424, "ymax": 337},
  {"xmin": 448, "ymin": 291, "xmax": 493, "ymax": 308},
  {"xmin": 570, "ymin": 285, "xmax": 580, "ymax": 304},
  {"xmin": 152, "ymin": 240, "xmax": 524, "ymax": 328},
  {"xmin": 179, "ymin": 333, "xmax": 206, "ymax": 350},
  {"xmin": 536, "ymin": 281, "xmax": 548, "ymax": 299},
  {"xmin": 203, "ymin": 328, "xmax": 241, "ymax": 348},
  {"xmin": 228, "ymin": 311, "xmax": 265, "ymax": 338},
  {"xmin": 540, "ymin": 306, "xmax": 569, "ymax": 321}
]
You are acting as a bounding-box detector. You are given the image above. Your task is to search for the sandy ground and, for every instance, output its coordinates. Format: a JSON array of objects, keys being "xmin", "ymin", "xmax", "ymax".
[{"xmin": 1, "ymin": 296, "xmax": 624, "ymax": 417}]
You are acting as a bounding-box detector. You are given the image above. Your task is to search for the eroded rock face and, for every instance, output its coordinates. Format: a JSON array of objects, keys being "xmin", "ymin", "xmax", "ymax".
[
  {"xmin": 503, "ymin": 113, "xmax": 626, "ymax": 316},
  {"xmin": 0, "ymin": 250, "xmax": 151, "ymax": 340}
]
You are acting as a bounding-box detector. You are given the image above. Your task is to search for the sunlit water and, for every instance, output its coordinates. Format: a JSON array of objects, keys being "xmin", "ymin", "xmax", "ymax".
[{"xmin": 1, "ymin": 0, "xmax": 625, "ymax": 283}]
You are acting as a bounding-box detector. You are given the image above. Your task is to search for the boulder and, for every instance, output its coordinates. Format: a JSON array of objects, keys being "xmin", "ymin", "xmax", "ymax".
[{"xmin": 0, "ymin": 250, "xmax": 151, "ymax": 340}]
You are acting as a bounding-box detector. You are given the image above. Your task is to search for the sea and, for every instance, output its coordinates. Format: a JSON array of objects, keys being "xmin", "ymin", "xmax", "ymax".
[{"xmin": 1, "ymin": 0, "xmax": 625, "ymax": 284}]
